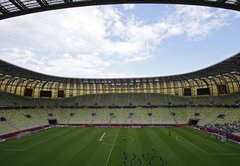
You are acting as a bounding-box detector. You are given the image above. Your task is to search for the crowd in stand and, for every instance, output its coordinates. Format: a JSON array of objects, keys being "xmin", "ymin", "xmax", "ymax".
[{"xmin": 205, "ymin": 121, "xmax": 240, "ymax": 136}]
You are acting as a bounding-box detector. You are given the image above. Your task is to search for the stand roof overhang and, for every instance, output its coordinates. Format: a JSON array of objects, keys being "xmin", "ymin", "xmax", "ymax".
[
  {"xmin": 1, "ymin": 0, "xmax": 240, "ymax": 20},
  {"xmin": 0, "ymin": 52, "xmax": 239, "ymax": 84}
]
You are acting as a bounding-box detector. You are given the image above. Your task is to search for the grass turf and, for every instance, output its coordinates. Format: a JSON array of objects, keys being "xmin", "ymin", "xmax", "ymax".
[{"xmin": 0, "ymin": 127, "xmax": 240, "ymax": 166}]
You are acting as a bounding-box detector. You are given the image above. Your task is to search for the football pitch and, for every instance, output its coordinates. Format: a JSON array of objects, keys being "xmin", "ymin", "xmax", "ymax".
[{"xmin": 0, "ymin": 127, "xmax": 240, "ymax": 166}]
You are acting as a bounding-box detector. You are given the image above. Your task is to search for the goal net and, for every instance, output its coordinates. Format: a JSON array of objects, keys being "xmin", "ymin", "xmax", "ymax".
[{"xmin": 16, "ymin": 131, "xmax": 31, "ymax": 140}]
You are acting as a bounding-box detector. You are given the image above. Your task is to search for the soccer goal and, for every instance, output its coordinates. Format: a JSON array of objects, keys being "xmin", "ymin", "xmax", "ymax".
[
  {"xmin": 16, "ymin": 131, "xmax": 31, "ymax": 140},
  {"xmin": 0, "ymin": 138, "xmax": 6, "ymax": 142}
]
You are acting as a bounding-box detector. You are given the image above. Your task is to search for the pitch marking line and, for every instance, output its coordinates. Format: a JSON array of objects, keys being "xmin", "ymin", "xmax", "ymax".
[
  {"xmin": 191, "ymin": 130, "xmax": 219, "ymax": 145},
  {"xmin": 0, "ymin": 134, "xmax": 60, "ymax": 151},
  {"xmin": 223, "ymin": 141, "xmax": 240, "ymax": 150},
  {"xmin": 176, "ymin": 135, "xmax": 207, "ymax": 154},
  {"xmin": 176, "ymin": 135, "xmax": 240, "ymax": 156},
  {"xmin": 99, "ymin": 132, "xmax": 106, "ymax": 142},
  {"xmin": 105, "ymin": 128, "xmax": 120, "ymax": 166},
  {"xmin": 0, "ymin": 148, "xmax": 23, "ymax": 151},
  {"xmin": 208, "ymin": 153, "xmax": 240, "ymax": 156},
  {"xmin": 204, "ymin": 137, "xmax": 219, "ymax": 146},
  {"xmin": 98, "ymin": 135, "xmax": 134, "ymax": 146}
]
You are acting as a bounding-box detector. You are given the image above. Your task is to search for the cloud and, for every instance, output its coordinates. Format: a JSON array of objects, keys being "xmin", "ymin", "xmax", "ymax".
[
  {"xmin": 0, "ymin": 48, "xmax": 112, "ymax": 78},
  {"xmin": 0, "ymin": 5, "xmax": 233, "ymax": 78},
  {"xmin": 122, "ymin": 4, "xmax": 136, "ymax": 10},
  {"xmin": 235, "ymin": 12, "xmax": 240, "ymax": 18},
  {"xmin": 171, "ymin": 5, "xmax": 229, "ymax": 40}
]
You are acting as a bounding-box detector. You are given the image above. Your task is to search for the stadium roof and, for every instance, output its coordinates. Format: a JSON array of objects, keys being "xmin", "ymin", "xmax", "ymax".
[
  {"xmin": 0, "ymin": 0, "xmax": 240, "ymax": 20},
  {"xmin": 0, "ymin": 52, "xmax": 240, "ymax": 83}
]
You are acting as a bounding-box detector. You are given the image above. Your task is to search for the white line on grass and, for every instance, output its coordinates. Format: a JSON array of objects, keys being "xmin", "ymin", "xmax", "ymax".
[
  {"xmin": 223, "ymin": 141, "xmax": 240, "ymax": 150},
  {"xmin": 0, "ymin": 134, "xmax": 60, "ymax": 151},
  {"xmin": 0, "ymin": 148, "xmax": 24, "ymax": 151},
  {"xmin": 176, "ymin": 135, "xmax": 240, "ymax": 156},
  {"xmin": 208, "ymin": 153, "xmax": 240, "ymax": 156},
  {"xmin": 191, "ymin": 130, "xmax": 219, "ymax": 145},
  {"xmin": 99, "ymin": 132, "xmax": 106, "ymax": 142},
  {"xmin": 204, "ymin": 137, "xmax": 219, "ymax": 145},
  {"xmin": 105, "ymin": 128, "xmax": 120, "ymax": 166},
  {"xmin": 176, "ymin": 135, "xmax": 208, "ymax": 154},
  {"xmin": 98, "ymin": 135, "xmax": 134, "ymax": 146}
]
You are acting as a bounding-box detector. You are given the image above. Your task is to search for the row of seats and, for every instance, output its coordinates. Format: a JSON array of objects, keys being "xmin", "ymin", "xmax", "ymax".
[
  {"xmin": 0, "ymin": 109, "xmax": 48, "ymax": 134},
  {"xmin": 1, "ymin": 107, "xmax": 240, "ymax": 135}
]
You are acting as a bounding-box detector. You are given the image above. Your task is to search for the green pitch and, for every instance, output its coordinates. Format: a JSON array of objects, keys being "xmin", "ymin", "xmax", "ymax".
[{"xmin": 0, "ymin": 127, "xmax": 240, "ymax": 166}]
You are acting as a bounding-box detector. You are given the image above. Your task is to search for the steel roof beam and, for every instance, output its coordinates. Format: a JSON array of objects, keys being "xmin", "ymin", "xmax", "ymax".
[
  {"xmin": 64, "ymin": 0, "xmax": 70, "ymax": 4},
  {"xmin": 36, "ymin": 0, "xmax": 48, "ymax": 7},
  {"xmin": 9, "ymin": 0, "xmax": 27, "ymax": 11},
  {"xmin": 0, "ymin": 4, "xmax": 8, "ymax": 15},
  {"xmin": 42, "ymin": 0, "xmax": 49, "ymax": 6}
]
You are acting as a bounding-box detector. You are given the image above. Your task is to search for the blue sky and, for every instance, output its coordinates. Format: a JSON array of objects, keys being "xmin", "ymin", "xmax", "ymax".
[{"xmin": 0, "ymin": 4, "xmax": 240, "ymax": 78}]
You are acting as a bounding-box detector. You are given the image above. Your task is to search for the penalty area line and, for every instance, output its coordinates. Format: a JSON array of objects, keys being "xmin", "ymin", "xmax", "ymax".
[
  {"xmin": 207, "ymin": 153, "xmax": 240, "ymax": 156},
  {"xmin": 105, "ymin": 128, "xmax": 120, "ymax": 166},
  {"xmin": 176, "ymin": 135, "xmax": 207, "ymax": 154},
  {"xmin": 0, "ymin": 133, "xmax": 59, "ymax": 151}
]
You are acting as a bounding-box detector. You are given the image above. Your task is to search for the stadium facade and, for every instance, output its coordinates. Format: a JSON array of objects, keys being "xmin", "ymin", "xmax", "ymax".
[
  {"xmin": 0, "ymin": 2, "xmax": 240, "ymax": 165},
  {"xmin": 0, "ymin": 53, "xmax": 239, "ymax": 99}
]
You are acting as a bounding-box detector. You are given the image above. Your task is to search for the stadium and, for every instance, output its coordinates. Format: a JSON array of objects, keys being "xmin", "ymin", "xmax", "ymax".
[{"xmin": 0, "ymin": 0, "xmax": 240, "ymax": 166}]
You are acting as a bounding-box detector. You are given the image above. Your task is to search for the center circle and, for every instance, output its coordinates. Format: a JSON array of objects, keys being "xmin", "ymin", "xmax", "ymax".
[{"xmin": 98, "ymin": 135, "xmax": 134, "ymax": 146}]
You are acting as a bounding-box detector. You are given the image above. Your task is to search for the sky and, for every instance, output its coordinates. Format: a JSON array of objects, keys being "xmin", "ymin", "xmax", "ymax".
[{"xmin": 0, "ymin": 4, "xmax": 240, "ymax": 78}]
